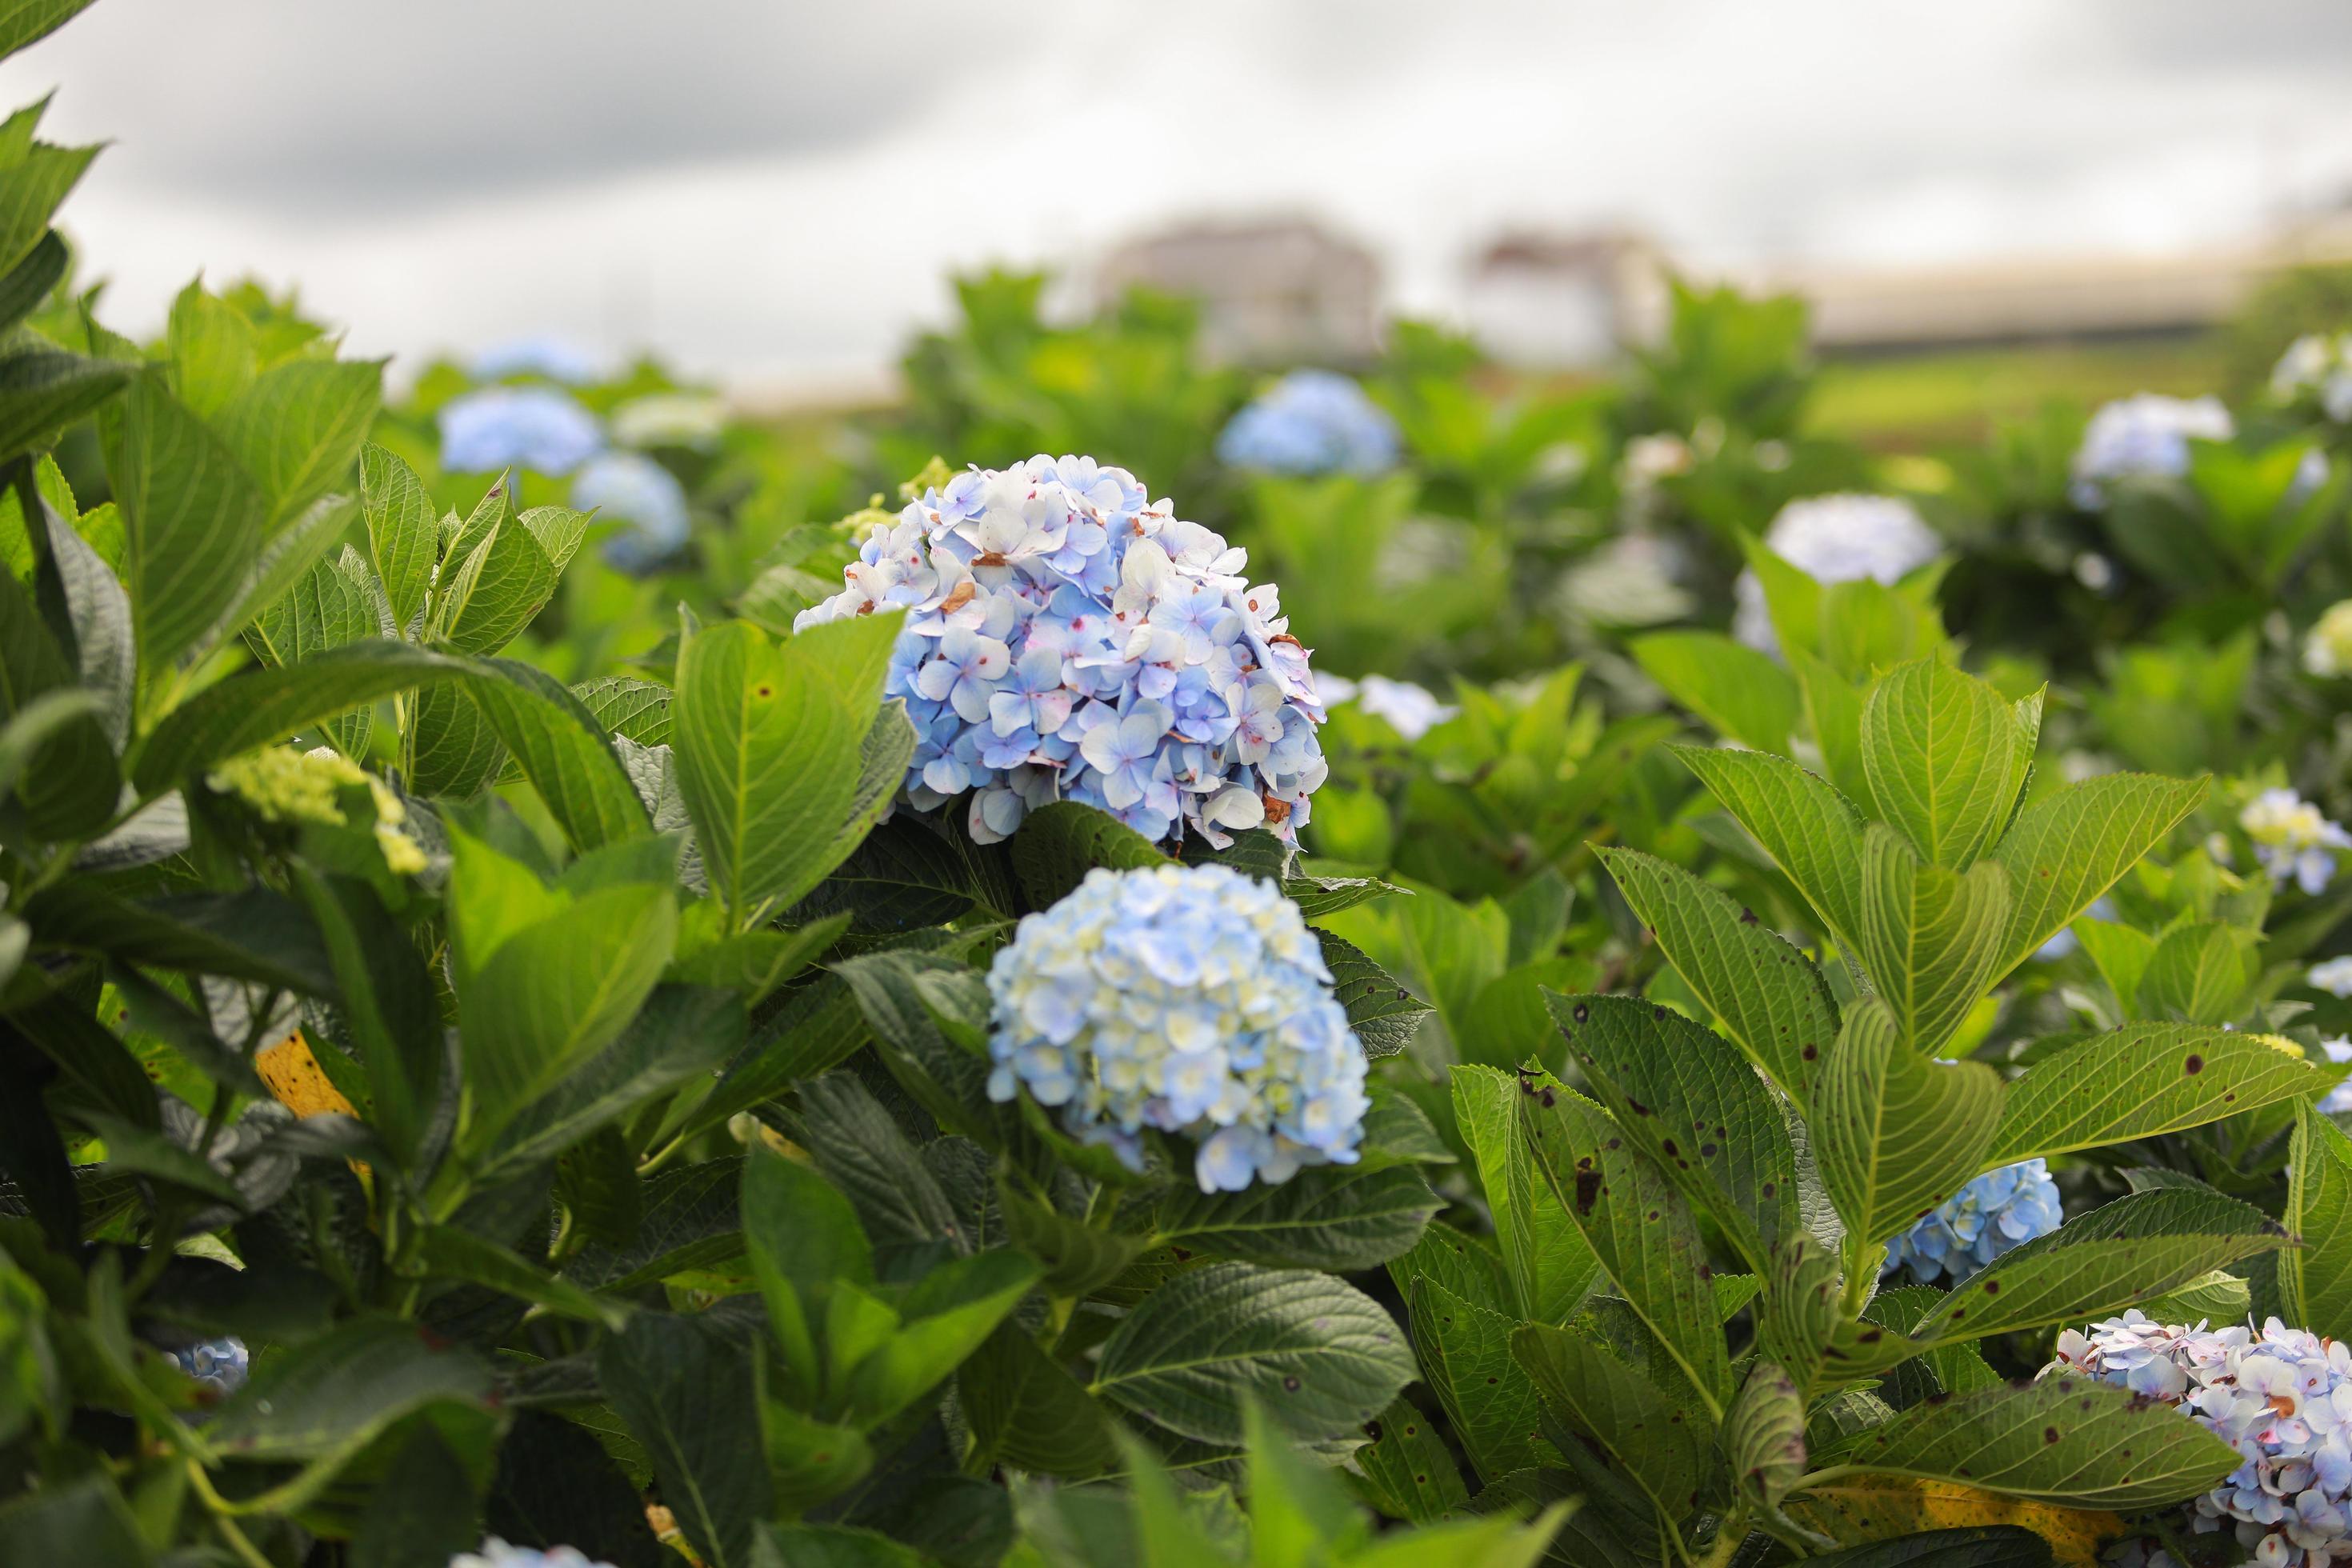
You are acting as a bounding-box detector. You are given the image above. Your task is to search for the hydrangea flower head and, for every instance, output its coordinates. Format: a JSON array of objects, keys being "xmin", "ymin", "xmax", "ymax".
[
  {"xmin": 2070, "ymin": 394, "xmax": 2234, "ymax": 508},
  {"xmin": 2047, "ymin": 1312, "xmax": 2352, "ymax": 1568},
  {"xmin": 796, "ymin": 456, "xmax": 1330, "ymax": 848},
  {"xmin": 438, "ymin": 386, "xmax": 605, "ymax": 476},
  {"xmin": 1218, "ymin": 370, "xmax": 1400, "ymax": 477},
  {"xmin": 2314, "ymin": 958, "xmax": 2352, "ymax": 999},
  {"xmin": 166, "ymin": 1335, "xmax": 249, "ymax": 1396},
  {"xmin": 2309, "ymin": 603, "xmax": 2352, "ymax": 679},
  {"xmin": 468, "ymin": 334, "xmax": 603, "ymax": 386},
  {"xmin": 2273, "ymin": 333, "xmax": 2352, "ymax": 424},
  {"xmin": 1732, "ymin": 494, "xmax": 1942, "ymax": 653},
  {"xmin": 1880, "ymin": 1158, "xmax": 2062, "ymax": 1284},
  {"xmin": 2243, "ymin": 788, "xmax": 2352, "ymax": 895},
  {"xmin": 1317, "ymin": 674, "xmax": 1457, "ymax": 742},
  {"xmin": 571, "ymin": 451, "xmax": 690, "ymax": 573},
  {"xmin": 610, "ymin": 392, "xmax": 727, "ymax": 450},
  {"xmin": 450, "ymin": 1541, "xmax": 617, "ymax": 1568},
  {"xmin": 985, "ymin": 863, "xmax": 1367, "ymax": 1191}
]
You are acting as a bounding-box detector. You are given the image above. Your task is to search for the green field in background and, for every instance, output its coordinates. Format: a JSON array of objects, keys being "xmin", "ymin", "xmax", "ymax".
[{"xmin": 1806, "ymin": 335, "xmax": 2234, "ymax": 450}]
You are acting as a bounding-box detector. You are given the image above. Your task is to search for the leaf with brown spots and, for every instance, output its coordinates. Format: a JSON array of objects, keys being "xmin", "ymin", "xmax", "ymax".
[{"xmin": 1984, "ymin": 1024, "xmax": 2323, "ymax": 1167}]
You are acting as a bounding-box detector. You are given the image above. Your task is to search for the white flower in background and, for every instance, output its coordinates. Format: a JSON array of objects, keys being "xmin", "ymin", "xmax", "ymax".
[
  {"xmin": 2070, "ymin": 394, "xmax": 2233, "ymax": 508},
  {"xmin": 1558, "ymin": 532, "xmax": 1695, "ymax": 630},
  {"xmin": 986, "ymin": 864, "xmax": 1367, "ymax": 1190},
  {"xmin": 1620, "ymin": 431, "xmax": 1694, "ymax": 488},
  {"xmin": 2312, "ymin": 958, "xmax": 2352, "ymax": 999},
  {"xmin": 450, "ymin": 1542, "xmax": 618, "ymax": 1568},
  {"xmin": 610, "ymin": 392, "xmax": 727, "ymax": 450},
  {"xmin": 2307, "ymin": 602, "xmax": 2352, "ymax": 678},
  {"xmin": 2272, "ymin": 332, "xmax": 2352, "ymax": 423},
  {"xmin": 1320, "ymin": 674, "xmax": 1455, "ymax": 741},
  {"xmin": 2048, "ymin": 1312, "xmax": 2352, "ymax": 1568},
  {"xmin": 1731, "ymin": 494, "xmax": 1942, "ymax": 653},
  {"xmin": 2322, "ymin": 1036, "xmax": 2352, "ymax": 1115},
  {"xmin": 468, "ymin": 334, "xmax": 603, "ymax": 386},
  {"xmin": 2242, "ymin": 788, "xmax": 2352, "ymax": 895}
]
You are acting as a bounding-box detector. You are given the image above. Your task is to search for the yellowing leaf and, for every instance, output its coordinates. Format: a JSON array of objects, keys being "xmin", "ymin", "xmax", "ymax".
[
  {"xmin": 254, "ymin": 1028, "xmax": 355, "ymax": 1118},
  {"xmin": 1790, "ymin": 1475, "xmax": 2122, "ymax": 1568}
]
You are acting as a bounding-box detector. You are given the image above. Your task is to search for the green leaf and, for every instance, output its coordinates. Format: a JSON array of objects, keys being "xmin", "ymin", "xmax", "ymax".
[
  {"xmin": 206, "ymin": 491, "xmax": 366, "ymax": 660},
  {"xmin": 290, "ymin": 865, "xmax": 439, "ymax": 1166},
  {"xmin": 997, "ymin": 1175, "xmax": 1148, "ymax": 1298},
  {"xmin": 1632, "ymin": 630, "xmax": 1801, "ymax": 753},
  {"xmin": 1816, "ymin": 999, "xmax": 2002, "ymax": 1253},
  {"xmin": 483, "ymin": 1409, "xmax": 666, "ymax": 1568},
  {"xmin": 2074, "ymin": 919, "xmax": 2155, "ymax": 1012},
  {"xmin": 1792, "ymin": 647, "xmax": 1871, "ymax": 802},
  {"xmin": 1857, "ymin": 826, "xmax": 2010, "ymax": 1056},
  {"xmin": 841, "ymin": 1248, "xmax": 1038, "ymax": 1427},
  {"xmin": 350, "ymin": 1424, "xmax": 482, "ymax": 1568},
  {"xmin": 1986, "ymin": 774, "xmax": 2208, "ymax": 982},
  {"xmin": 1349, "ymin": 1394, "xmax": 1469, "ymax": 1523},
  {"xmin": 598, "ymin": 1312, "xmax": 771, "ymax": 1568},
  {"xmin": 0, "ymin": 1474, "xmax": 154, "ymax": 1568},
  {"xmin": 25, "ymin": 880, "xmax": 337, "ymax": 994},
  {"xmin": 670, "ymin": 916, "xmax": 845, "ymax": 1005},
  {"xmin": 2285, "ymin": 1102, "xmax": 2352, "ymax": 1340},
  {"xmin": 0, "ymin": 569, "xmax": 112, "ymax": 837},
  {"xmin": 1674, "ymin": 744, "xmax": 1869, "ymax": 952},
  {"xmin": 435, "ymin": 514, "xmax": 558, "ymax": 656},
  {"xmin": 788, "ymin": 1072, "xmax": 967, "ymax": 1273},
  {"xmin": 1450, "ymin": 1066, "xmax": 1597, "ymax": 1323},
  {"xmin": 961, "ymin": 1322, "xmax": 1114, "ymax": 1478},
  {"xmin": 1091, "ymin": 1261, "xmax": 1414, "ymax": 1446},
  {"xmin": 1724, "ymin": 1359, "xmax": 1806, "ymax": 1511},
  {"xmin": 0, "ymin": 2, "xmax": 98, "ymax": 62},
  {"xmin": 247, "ymin": 532, "xmax": 378, "ymax": 670},
  {"xmin": 488, "ymin": 985, "xmax": 743, "ymax": 1177},
  {"xmin": 1011, "ymin": 798, "xmax": 1169, "ymax": 907},
  {"xmin": 756, "ymin": 1400, "xmax": 872, "ymax": 1520},
  {"xmin": 409, "ymin": 1226, "xmax": 626, "ymax": 1329},
  {"xmin": 1806, "ymin": 1530, "xmax": 2054, "ymax": 1568},
  {"xmin": 23, "ymin": 467, "xmax": 130, "ymax": 746},
  {"xmin": 1410, "ymin": 1275, "xmax": 1557, "ymax": 1480},
  {"xmin": 1511, "ymin": 1320, "xmax": 1709, "ymax": 1529},
  {"xmin": 202, "ymin": 1315, "xmax": 491, "ymax": 1466},
  {"xmin": 1319, "ymin": 929, "xmax": 1431, "ymax": 1060},
  {"xmin": 218, "ymin": 356, "xmax": 381, "ymax": 528},
  {"xmin": 1154, "ymin": 1162, "xmax": 1438, "ymax": 1271},
  {"xmin": 1984, "ymin": 1024, "xmax": 2322, "ymax": 1166},
  {"xmin": 360, "ymin": 442, "xmax": 435, "ymax": 635},
  {"xmin": 0, "ymin": 335, "xmax": 124, "ymax": 463},
  {"xmin": 1858, "ymin": 659, "xmax": 2030, "ymax": 870},
  {"xmin": 575, "ymin": 674, "xmax": 672, "ymax": 745},
  {"xmin": 742, "ymin": 1146, "xmax": 869, "ymax": 1404},
  {"xmin": 110, "ymin": 374, "xmax": 266, "ymax": 673},
  {"xmin": 1838, "ymin": 1376, "xmax": 2238, "ymax": 1507},
  {"xmin": 1598, "ymin": 846, "xmax": 1840, "ymax": 1106},
  {"xmin": 1518, "ymin": 1078, "xmax": 1730, "ymax": 1414},
  {"xmin": 0, "ymin": 102, "xmax": 95, "ymax": 275},
  {"xmin": 1549, "ymin": 991, "xmax": 1798, "ymax": 1273},
  {"xmin": 2135, "ymin": 921, "xmax": 2256, "ymax": 1024},
  {"xmin": 166, "ymin": 280, "xmax": 254, "ymax": 418}
]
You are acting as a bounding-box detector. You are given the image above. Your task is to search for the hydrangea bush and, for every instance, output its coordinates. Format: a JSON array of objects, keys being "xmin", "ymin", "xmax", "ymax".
[{"xmin": 2070, "ymin": 393, "xmax": 2236, "ymax": 507}]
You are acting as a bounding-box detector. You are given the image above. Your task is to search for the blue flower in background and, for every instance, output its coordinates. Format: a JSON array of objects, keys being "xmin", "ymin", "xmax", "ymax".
[
  {"xmin": 570, "ymin": 450, "xmax": 690, "ymax": 573},
  {"xmin": 1218, "ymin": 370, "xmax": 1400, "ymax": 477},
  {"xmin": 450, "ymin": 1541, "xmax": 617, "ymax": 1568},
  {"xmin": 166, "ymin": 1335, "xmax": 249, "ymax": 1396},
  {"xmin": 986, "ymin": 863, "xmax": 1368, "ymax": 1190},
  {"xmin": 438, "ymin": 387, "xmax": 605, "ymax": 476},
  {"xmin": 2070, "ymin": 393, "xmax": 2233, "ymax": 509},
  {"xmin": 469, "ymin": 334, "xmax": 602, "ymax": 386},
  {"xmin": 1880, "ymin": 1158, "xmax": 2062, "ymax": 1285},
  {"xmin": 796, "ymin": 455, "xmax": 1330, "ymax": 849}
]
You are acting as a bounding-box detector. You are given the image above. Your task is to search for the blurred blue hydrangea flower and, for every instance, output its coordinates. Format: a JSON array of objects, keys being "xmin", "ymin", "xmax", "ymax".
[
  {"xmin": 166, "ymin": 1335, "xmax": 249, "ymax": 1396},
  {"xmin": 2070, "ymin": 394, "xmax": 2234, "ymax": 509},
  {"xmin": 797, "ymin": 456, "xmax": 1330, "ymax": 848},
  {"xmin": 986, "ymin": 863, "xmax": 1368, "ymax": 1191},
  {"xmin": 450, "ymin": 1541, "xmax": 617, "ymax": 1568},
  {"xmin": 1316, "ymin": 673, "xmax": 1457, "ymax": 742},
  {"xmin": 1880, "ymin": 1158, "xmax": 2062, "ymax": 1285},
  {"xmin": 571, "ymin": 451, "xmax": 690, "ymax": 573},
  {"xmin": 469, "ymin": 334, "xmax": 602, "ymax": 386},
  {"xmin": 1731, "ymin": 493, "xmax": 1942, "ymax": 654},
  {"xmin": 2243, "ymin": 787, "xmax": 2352, "ymax": 896},
  {"xmin": 439, "ymin": 387, "xmax": 605, "ymax": 476},
  {"xmin": 1217, "ymin": 370, "xmax": 1400, "ymax": 477}
]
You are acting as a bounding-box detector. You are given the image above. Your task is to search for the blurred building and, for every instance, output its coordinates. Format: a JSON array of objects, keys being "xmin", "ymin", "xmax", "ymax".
[
  {"xmin": 1094, "ymin": 217, "xmax": 1381, "ymax": 364},
  {"xmin": 1464, "ymin": 230, "xmax": 1670, "ymax": 368}
]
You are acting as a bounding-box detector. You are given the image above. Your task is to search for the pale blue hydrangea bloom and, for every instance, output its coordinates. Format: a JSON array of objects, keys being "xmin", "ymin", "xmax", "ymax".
[
  {"xmin": 1217, "ymin": 370, "xmax": 1399, "ymax": 477},
  {"xmin": 986, "ymin": 864, "xmax": 1367, "ymax": 1191},
  {"xmin": 2312, "ymin": 958, "xmax": 2352, "ymax": 998},
  {"xmin": 796, "ymin": 456, "xmax": 1330, "ymax": 848},
  {"xmin": 2070, "ymin": 394, "xmax": 2234, "ymax": 509},
  {"xmin": 1879, "ymin": 1158, "xmax": 2062, "ymax": 1284},
  {"xmin": 2050, "ymin": 1312, "xmax": 2352, "ymax": 1568},
  {"xmin": 2274, "ymin": 333, "xmax": 2352, "ymax": 424},
  {"xmin": 1316, "ymin": 674, "xmax": 1456, "ymax": 742},
  {"xmin": 438, "ymin": 387, "xmax": 605, "ymax": 476},
  {"xmin": 2322, "ymin": 1037, "xmax": 2352, "ymax": 1117},
  {"xmin": 450, "ymin": 1542, "xmax": 616, "ymax": 1568},
  {"xmin": 1730, "ymin": 494, "xmax": 1942, "ymax": 653},
  {"xmin": 166, "ymin": 1335, "xmax": 249, "ymax": 1395},
  {"xmin": 469, "ymin": 334, "xmax": 602, "ymax": 386},
  {"xmin": 2243, "ymin": 788, "xmax": 2352, "ymax": 896},
  {"xmin": 571, "ymin": 451, "xmax": 690, "ymax": 573}
]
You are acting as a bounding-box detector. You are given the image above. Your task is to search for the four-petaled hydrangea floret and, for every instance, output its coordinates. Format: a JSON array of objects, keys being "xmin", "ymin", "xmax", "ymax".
[
  {"xmin": 1217, "ymin": 370, "xmax": 1400, "ymax": 478},
  {"xmin": 166, "ymin": 1335, "xmax": 249, "ymax": 1396},
  {"xmin": 795, "ymin": 456, "xmax": 1331, "ymax": 849},
  {"xmin": 2274, "ymin": 334, "xmax": 2352, "ymax": 424},
  {"xmin": 2070, "ymin": 394, "xmax": 2234, "ymax": 509},
  {"xmin": 1731, "ymin": 494, "xmax": 1942, "ymax": 654},
  {"xmin": 2310, "ymin": 603, "xmax": 2352, "ymax": 680},
  {"xmin": 2243, "ymin": 789, "xmax": 2352, "ymax": 896},
  {"xmin": 450, "ymin": 1541, "xmax": 618, "ymax": 1568},
  {"xmin": 985, "ymin": 864, "xmax": 1368, "ymax": 1192},
  {"xmin": 1879, "ymin": 1158, "xmax": 2062, "ymax": 1285},
  {"xmin": 438, "ymin": 386, "xmax": 605, "ymax": 477},
  {"xmin": 2047, "ymin": 1313, "xmax": 2352, "ymax": 1568}
]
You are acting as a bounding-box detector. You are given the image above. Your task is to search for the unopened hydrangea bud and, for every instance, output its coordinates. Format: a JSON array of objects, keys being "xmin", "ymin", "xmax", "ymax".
[
  {"xmin": 2070, "ymin": 394, "xmax": 2233, "ymax": 509},
  {"xmin": 1731, "ymin": 494, "xmax": 1942, "ymax": 654},
  {"xmin": 438, "ymin": 386, "xmax": 604, "ymax": 476},
  {"xmin": 2308, "ymin": 602, "xmax": 2352, "ymax": 679},
  {"xmin": 1880, "ymin": 1158, "xmax": 2062, "ymax": 1285},
  {"xmin": 2242, "ymin": 788, "xmax": 2352, "ymax": 896},
  {"xmin": 450, "ymin": 1542, "xmax": 617, "ymax": 1568},
  {"xmin": 1217, "ymin": 370, "xmax": 1399, "ymax": 477},
  {"xmin": 986, "ymin": 863, "xmax": 1367, "ymax": 1191}
]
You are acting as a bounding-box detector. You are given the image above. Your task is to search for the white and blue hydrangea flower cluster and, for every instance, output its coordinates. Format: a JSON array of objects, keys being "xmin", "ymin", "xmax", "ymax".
[
  {"xmin": 1879, "ymin": 1158, "xmax": 2062, "ymax": 1285},
  {"xmin": 1217, "ymin": 370, "xmax": 1400, "ymax": 477},
  {"xmin": 1731, "ymin": 493, "xmax": 1942, "ymax": 654},
  {"xmin": 2274, "ymin": 334, "xmax": 2352, "ymax": 424},
  {"xmin": 795, "ymin": 456, "xmax": 1330, "ymax": 847},
  {"xmin": 450, "ymin": 1540, "xmax": 616, "ymax": 1568},
  {"xmin": 985, "ymin": 864, "xmax": 1367, "ymax": 1192},
  {"xmin": 2243, "ymin": 789, "xmax": 2352, "ymax": 896},
  {"xmin": 166, "ymin": 1335, "xmax": 249, "ymax": 1396},
  {"xmin": 2050, "ymin": 1312, "xmax": 2352, "ymax": 1568},
  {"xmin": 2070, "ymin": 394, "xmax": 2235, "ymax": 509}
]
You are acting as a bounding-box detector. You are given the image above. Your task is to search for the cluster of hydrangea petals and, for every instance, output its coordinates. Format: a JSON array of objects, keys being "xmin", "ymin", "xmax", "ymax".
[
  {"xmin": 1318, "ymin": 674, "xmax": 1456, "ymax": 742},
  {"xmin": 2309, "ymin": 603, "xmax": 2352, "ymax": 680},
  {"xmin": 2070, "ymin": 394, "xmax": 2235, "ymax": 508},
  {"xmin": 2243, "ymin": 789, "xmax": 2352, "ymax": 896},
  {"xmin": 450, "ymin": 1541, "xmax": 616, "ymax": 1568},
  {"xmin": 985, "ymin": 864, "xmax": 1367, "ymax": 1192},
  {"xmin": 2048, "ymin": 1311, "xmax": 2352, "ymax": 1568},
  {"xmin": 571, "ymin": 450, "xmax": 690, "ymax": 572},
  {"xmin": 794, "ymin": 455, "xmax": 1330, "ymax": 847},
  {"xmin": 166, "ymin": 1335, "xmax": 249, "ymax": 1396},
  {"xmin": 438, "ymin": 386, "xmax": 605, "ymax": 476},
  {"xmin": 1879, "ymin": 1158, "xmax": 2062, "ymax": 1285},
  {"xmin": 2274, "ymin": 334, "xmax": 2352, "ymax": 424},
  {"xmin": 1731, "ymin": 493, "xmax": 1942, "ymax": 654},
  {"xmin": 1217, "ymin": 370, "xmax": 1400, "ymax": 477}
]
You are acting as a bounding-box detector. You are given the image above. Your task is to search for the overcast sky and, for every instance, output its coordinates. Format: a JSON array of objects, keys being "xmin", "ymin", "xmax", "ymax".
[{"xmin": 6, "ymin": 0, "xmax": 2352, "ymax": 389}]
